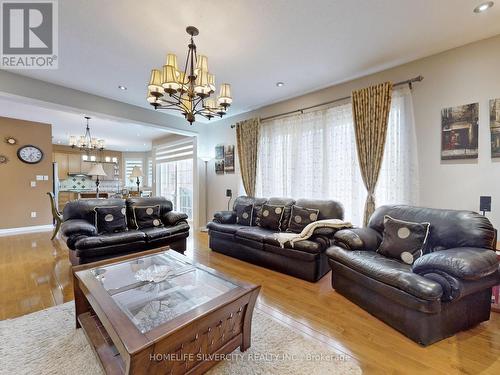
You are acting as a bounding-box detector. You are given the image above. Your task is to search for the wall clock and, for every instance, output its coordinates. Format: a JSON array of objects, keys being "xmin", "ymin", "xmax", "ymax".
[
  {"xmin": 17, "ymin": 145, "xmax": 44, "ymax": 164},
  {"xmin": 5, "ymin": 137, "xmax": 17, "ymax": 145}
]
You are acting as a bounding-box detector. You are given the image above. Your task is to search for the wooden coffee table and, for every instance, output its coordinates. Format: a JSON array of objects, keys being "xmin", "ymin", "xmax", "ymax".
[{"xmin": 72, "ymin": 248, "xmax": 260, "ymax": 374}]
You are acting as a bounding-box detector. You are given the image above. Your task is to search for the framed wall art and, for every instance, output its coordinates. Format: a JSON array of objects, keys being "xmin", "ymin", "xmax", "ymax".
[
  {"xmin": 490, "ymin": 98, "xmax": 500, "ymax": 158},
  {"xmin": 441, "ymin": 103, "xmax": 479, "ymax": 160},
  {"xmin": 224, "ymin": 145, "xmax": 235, "ymax": 173},
  {"xmin": 215, "ymin": 144, "xmax": 225, "ymax": 174}
]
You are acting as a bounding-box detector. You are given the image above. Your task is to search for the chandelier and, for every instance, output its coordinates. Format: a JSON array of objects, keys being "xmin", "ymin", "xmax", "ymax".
[
  {"xmin": 146, "ymin": 26, "xmax": 232, "ymax": 125},
  {"xmin": 69, "ymin": 116, "xmax": 105, "ymax": 153}
]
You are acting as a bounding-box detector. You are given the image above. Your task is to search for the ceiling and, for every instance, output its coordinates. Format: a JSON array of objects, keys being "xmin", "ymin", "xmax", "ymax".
[
  {"xmin": 8, "ymin": 0, "xmax": 500, "ymax": 121},
  {"xmin": 0, "ymin": 97, "xmax": 171, "ymax": 151}
]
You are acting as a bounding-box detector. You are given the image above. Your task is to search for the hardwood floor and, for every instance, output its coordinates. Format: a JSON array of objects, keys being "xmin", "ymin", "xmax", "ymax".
[{"xmin": 1, "ymin": 229, "xmax": 500, "ymax": 374}]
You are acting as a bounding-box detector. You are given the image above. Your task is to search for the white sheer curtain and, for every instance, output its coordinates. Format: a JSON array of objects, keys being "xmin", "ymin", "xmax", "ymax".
[{"xmin": 255, "ymin": 87, "xmax": 418, "ymax": 225}]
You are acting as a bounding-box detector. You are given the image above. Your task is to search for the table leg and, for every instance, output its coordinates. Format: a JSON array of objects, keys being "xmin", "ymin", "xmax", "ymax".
[{"xmin": 241, "ymin": 287, "xmax": 260, "ymax": 351}]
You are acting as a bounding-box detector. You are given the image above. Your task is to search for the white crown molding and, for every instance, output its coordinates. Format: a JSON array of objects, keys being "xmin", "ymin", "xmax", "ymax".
[{"xmin": 0, "ymin": 225, "xmax": 53, "ymax": 237}]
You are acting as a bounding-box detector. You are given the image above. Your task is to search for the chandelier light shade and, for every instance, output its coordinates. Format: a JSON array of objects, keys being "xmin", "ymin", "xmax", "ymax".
[
  {"xmin": 146, "ymin": 26, "xmax": 232, "ymax": 125},
  {"xmin": 69, "ymin": 116, "xmax": 105, "ymax": 154}
]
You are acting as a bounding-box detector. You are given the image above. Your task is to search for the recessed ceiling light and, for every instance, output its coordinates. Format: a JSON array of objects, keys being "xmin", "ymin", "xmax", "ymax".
[
  {"xmin": 276, "ymin": 82, "xmax": 285, "ymax": 87},
  {"xmin": 118, "ymin": 85, "xmax": 127, "ymax": 90},
  {"xmin": 474, "ymin": 1, "xmax": 494, "ymax": 13}
]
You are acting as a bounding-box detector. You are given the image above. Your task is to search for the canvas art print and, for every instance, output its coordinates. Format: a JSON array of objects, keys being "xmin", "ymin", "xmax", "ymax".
[
  {"xmin": 441, "ymin": 103, "xmax": 479, "ymax": 160},
  {"xmin": 490, "ymin": 98, "xmax": 500, "ymax": 158},
  {"xmin": 215, "ymin": 144, "xmax": 225, "ymax": 174},
  {"xmin": 224, "ymin": 145, "xmax": 235, "ymax": 173}
]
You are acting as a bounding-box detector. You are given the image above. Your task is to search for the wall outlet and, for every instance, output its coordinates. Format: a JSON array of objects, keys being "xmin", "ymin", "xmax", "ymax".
[
  {"xmin": 30, "ymin": 181, "xmax": 36, "ymax": 187},
  {"xmin": 43, "ymin": 175, "xmax": 49, "ymax": 181},
  {"xmin": 36, "ymin": 175, "xmax": 44, "ymax": 181},
  {"xmin": 31, "ymin": 212, "xmax": 37, "ymax": 218}
]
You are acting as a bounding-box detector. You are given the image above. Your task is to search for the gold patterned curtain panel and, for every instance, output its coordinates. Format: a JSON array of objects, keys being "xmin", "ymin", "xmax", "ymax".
[
  {"xmin": 352, "ymin": 82, "xmax": 393, "ymax": 226},
  {"xmin": 235, "ymin": 118, "xmax": 261, "ymax": 197}
]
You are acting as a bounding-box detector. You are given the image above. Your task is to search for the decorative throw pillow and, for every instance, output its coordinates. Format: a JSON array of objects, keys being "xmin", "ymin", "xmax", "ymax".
[
  {"xmin": 259, "ymin": 204, "xmax": 285, "ymax": 231},
  {"xmin": 94, "ymin": 206, "xmax": 127, "ymax": 234},
  {"xmin": 235, "ymin": 204, "xmax": 254, "ymax": 226},
  {"xmin": 279, "ymin": 205, "xmax": 294, "ymax": 231},
  {"xmin": 252, "ymin": 205, "xmax": 263, "ymax": 227},
  {"xmin": 133, "ymin": 205, "xmax": 164, "ymax": 229},
  {"xmin": 377, "ymin": 215, "xmax": 431, "ymax": 265},
  {"xmin": 287, "ymin": 205, "xmax": 320, "ymax": 233}
]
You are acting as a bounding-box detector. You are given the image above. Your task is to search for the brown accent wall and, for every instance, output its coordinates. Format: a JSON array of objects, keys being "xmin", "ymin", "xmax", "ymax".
[{"xmin": 0, "ymin": 116, "xmax": 53, "ymax": 229}]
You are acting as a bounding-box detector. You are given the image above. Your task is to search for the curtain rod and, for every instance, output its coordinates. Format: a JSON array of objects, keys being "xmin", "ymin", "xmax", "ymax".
[{"xmin": 230, "ymin": 75, "xmax": 423, "ymax": 128}]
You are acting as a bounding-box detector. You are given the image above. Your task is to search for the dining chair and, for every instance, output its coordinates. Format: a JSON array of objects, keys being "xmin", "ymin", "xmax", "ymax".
[{"xmin": 47, "ymin": 192, "xmax": 63, "ymax": 240}]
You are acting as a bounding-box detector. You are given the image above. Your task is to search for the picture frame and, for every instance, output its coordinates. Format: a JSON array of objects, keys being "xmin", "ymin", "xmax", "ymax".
[{"xmin": 441, "ymin": 103, "xmax": 479, "ymax": 160}]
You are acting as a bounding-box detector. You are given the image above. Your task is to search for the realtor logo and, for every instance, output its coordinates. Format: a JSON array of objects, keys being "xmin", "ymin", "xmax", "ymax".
[{"xmin": 1, "ymin": 0, "xmax": 58, "ymax": 69}]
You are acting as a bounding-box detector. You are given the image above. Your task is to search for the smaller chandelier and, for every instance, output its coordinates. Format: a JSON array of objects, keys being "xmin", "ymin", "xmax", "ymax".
[
  {"xmin": 69, "ymin": 116, "xmax": 105, "ymax": 152},
  {"xmin": 146, "ymin": 26, "xmax": 232, "ymax": 125}
]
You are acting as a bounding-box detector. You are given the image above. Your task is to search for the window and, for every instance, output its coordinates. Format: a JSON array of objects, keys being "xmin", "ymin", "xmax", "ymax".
[
  {"xmin": 125, "ymin": 159, "xmax": 144, "ymax": 188},
  {"xmin": 147, "ymin": 157, "xmax": 153, "ymax": 187},
  {"xmin": 154, "ymin": 139, "xmax": 194, "ymax": 218},
  {"xmin": 255, "ymin": 87, "xmax": 418, "ymax": 225},
  {"xmin": 157, "ymin": 160, "xmax": 193, "ymax": 218}
]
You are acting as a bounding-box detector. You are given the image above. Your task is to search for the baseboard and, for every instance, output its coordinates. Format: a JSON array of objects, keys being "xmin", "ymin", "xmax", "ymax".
[{"xmin": 0, "ymin": 224, "xmax": 53, "ymax": 237}]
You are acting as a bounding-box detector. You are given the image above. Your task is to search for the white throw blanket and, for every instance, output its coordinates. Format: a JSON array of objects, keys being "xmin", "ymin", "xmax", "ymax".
[{"xmin": 273, "ymin": 219, "xmax": 352, "ymax": 248}]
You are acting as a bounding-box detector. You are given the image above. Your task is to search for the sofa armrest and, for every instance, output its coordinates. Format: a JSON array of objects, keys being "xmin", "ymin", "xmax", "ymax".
[
  {"xmin": 61, "ymin": 219, "xmax": 97, "ymax": 238},
  {"xmin": 412, "ymin": 247, "xmax": 499, "ymax": 281},
  {"xmin": 213, "ymin": 210, "xmax": 236, "ymax": 224},
  {"xmin": 334, "ymin": 228, "xmax": 382, "ymax": 251},
  {"xmin": 164, "ymin": 211, "xmax": 188, "ymax": 226}
]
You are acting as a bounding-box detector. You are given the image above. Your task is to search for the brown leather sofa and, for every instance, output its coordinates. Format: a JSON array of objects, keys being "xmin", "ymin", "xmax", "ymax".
[
  {"xmin": 207, "ymin": 196, "xmax": 344, "ymax": 282},
  {"xmin": 61, "ymin": 197, "xmax": 189, "ymax": 265},
  {"xmin": 326, "ymin": 205, "xmax": 500, "ymax": 345}
]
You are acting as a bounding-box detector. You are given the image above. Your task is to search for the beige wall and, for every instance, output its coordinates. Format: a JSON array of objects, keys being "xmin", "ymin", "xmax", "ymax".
[
  {"xmin": 0, "ymin": 116, "xmax": 53, "ymax": 229},
  {"xmin": 199, "ymin": 34, "xmax": 500, "ymax": 228}
]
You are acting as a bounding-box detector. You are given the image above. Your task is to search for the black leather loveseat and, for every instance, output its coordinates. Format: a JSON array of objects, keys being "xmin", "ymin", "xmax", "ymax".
[
  {"xmin": 61, "ymin": 197, "xmax": 189, "ymax": 265},
  {"xmin": 207, "ymin": 196, "xmax": 345, "ymax": 282},
  {"xmin": 326, "ymin": 205, "xmax": 500, "ymax": 345}
]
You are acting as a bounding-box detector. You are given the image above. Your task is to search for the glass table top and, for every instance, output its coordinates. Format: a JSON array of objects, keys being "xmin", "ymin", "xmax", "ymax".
[{"xmin": 89, "ymin": 252, "xmax": 237, "ymax": 333}]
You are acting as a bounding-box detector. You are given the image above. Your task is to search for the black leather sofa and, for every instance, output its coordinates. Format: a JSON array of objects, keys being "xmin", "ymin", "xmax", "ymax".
[
  {"xmin": 326, "ymin": 205, "xmax": 500, "ymax": 345},
  {"xmin": 207, "ymin": 196, "xmax": 344, "ymax": 282},
  {"xmin": 61, "ymin": 197, "xmax": 189, "ymax": 265}
]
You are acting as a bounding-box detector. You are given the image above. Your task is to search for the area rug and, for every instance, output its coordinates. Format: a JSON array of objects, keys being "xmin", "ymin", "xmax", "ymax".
[{"xmin": 0, "ymin": 303, "xmax": 361, "ymax": 375}]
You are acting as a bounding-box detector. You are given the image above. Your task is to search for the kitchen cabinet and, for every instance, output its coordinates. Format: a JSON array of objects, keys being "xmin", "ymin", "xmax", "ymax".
[
  {"xmin": 53, "ymin": 152, "xmax": 69, "ymax": 180},
  {"xmin": 81, "ymin": 160, "xmax": 92, "ymax": 173},
  {"xmin": 58, "ymin": 191, "xmax": 78, "ymax": 211},
  {"xmin": 68, "ymin": 154, "xmax": 82, "ymax": 174}
]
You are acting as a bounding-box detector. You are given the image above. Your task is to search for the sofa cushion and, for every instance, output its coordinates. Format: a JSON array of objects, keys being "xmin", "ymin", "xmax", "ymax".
[
  {"xmin": 132, "ymin": 205, "xmax": 164, "ymax": 229},
  {"xmin": 235, "ymin": 227, "xmax": 324, "ymax": 256},
  {"xmin": 94, "ymin": 206, "xmax": 128, "ymax": 234},
  {"xmin": 74, "ymin": 230, "xmax": 146, "ymax": 250},
  {"xmin": 377, "ymin": 215, "xmax": 430, "ymax": 265},
  {"xmin": 235, "ymin": 203, "xmax": 254, "ymax": 226},
  {"xmin": 141, "ymin": 223, "xmax": 190, "ymax": 241},
  {"xmin": 235, "ymin": 227, "xmax": 274, "ymax": 242},
  {"xmin": 287, "ymin": 205, "xmax": 320, "ymax": 233},
  {"xmin": 326, "ymin": 247, "xmax": 443, "ymax": 301},
  {"xmin": 264, "ymin": 237, "xmax": 324, "ymax": 254},
  {"xmin": 260, "ymin": 204, "xmax": 285, "ymax": 231},
  {"xmin": 207, "ymin": 222, "xmax": 247, "ymax": 234}
]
